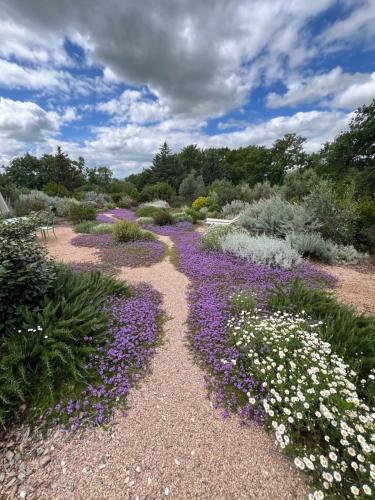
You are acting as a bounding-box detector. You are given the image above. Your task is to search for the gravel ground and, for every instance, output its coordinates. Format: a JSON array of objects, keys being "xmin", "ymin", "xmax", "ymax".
[
  {"xmin": 22, "ymin": 230, "xmax": 308, "ymax": 499},
  {"xmin": 318, "ymin": 262, "xmax": 375, "ymax": 314}
]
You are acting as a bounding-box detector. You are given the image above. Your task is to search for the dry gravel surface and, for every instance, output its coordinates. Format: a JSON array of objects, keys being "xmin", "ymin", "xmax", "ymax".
[
  {"xmin": 3, "ymin": 227, "xmax": 309, "ymax": 499},
  {"xmin": 318, "ymin": 262, "xmax": 375, "ymax": 314}
]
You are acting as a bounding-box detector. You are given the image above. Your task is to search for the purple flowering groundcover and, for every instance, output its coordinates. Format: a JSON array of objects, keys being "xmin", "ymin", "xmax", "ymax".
[
  {"xmin": 96, "ymin": 208, "xmax": 137, "ymax": 224},
  {"xmin": 48, "ymin": 284, "xmax": 163, "ymax": 430},
  {"xmin": 152, "ymin": 224, "xmax": 334, "ymax": 420},
  {"xmin": 70, "ymin": 233, "xmax": 165, "ymax": 273}
]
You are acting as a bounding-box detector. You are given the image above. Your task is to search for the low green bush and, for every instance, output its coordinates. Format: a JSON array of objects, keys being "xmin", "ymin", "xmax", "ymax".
[
  {"xmin": 153, "ymin": 210, "xmax": 174, "ymax": 226},
  {"xmin": 140, "ymin": 229, "xmax": 156, "ymax": 240},
  {"xmin": 69, "ymin": 203, "xmax": 96, "ymax": 223},
  {"xmin": 113, "ymin": 220, "xmax": 143, "ymax": 242},
  {"xmin": 136, "ymin": 216, "xmax": 154, "ymax": 225},
  {"xmin": 0, "ymin": 265, "xmax": 129, "ymax": 427},
  {"xmin": 267, "ymin": 280, "xmax": 375, "ymax": 390},
  {"xmin": 201, "ymin": 225, "xmax": 239, "ymax": 250},
  {"xmin": 73, "ymin": 220, "xmax": 98, "ymax": 233},
  {"xmin": 91, "ymin": 223, "xmax": 114, "ymax": 234},
  {"xmin": 135, "ymin": 206, "xmax": 164, "ymax": 218}
]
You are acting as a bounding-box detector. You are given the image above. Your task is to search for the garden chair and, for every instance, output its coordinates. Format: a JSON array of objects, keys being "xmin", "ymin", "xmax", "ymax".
[
  {"xmin": 40, "ymin": 216, "xmax": 57, "ymax": 240},
  {"xmin": 204, "ymin": 215, "xmax": 241, "ymax": 226}
]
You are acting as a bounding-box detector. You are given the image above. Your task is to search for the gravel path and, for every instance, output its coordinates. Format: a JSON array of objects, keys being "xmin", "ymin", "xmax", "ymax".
[{"xmin": 28, "ymin": 229, "xmax": 308, "ymax": 499}]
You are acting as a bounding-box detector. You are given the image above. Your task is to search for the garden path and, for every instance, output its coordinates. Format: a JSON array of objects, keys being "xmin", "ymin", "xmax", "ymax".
[{"xmin": 32, "ymin": 228, "xmax": 307, "ymax": 499}]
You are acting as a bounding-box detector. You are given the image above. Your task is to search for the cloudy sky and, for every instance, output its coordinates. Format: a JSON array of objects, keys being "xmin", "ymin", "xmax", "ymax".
[{"xmin": 0, "ymin": 0, "xmax": 374, "ymax": 177}]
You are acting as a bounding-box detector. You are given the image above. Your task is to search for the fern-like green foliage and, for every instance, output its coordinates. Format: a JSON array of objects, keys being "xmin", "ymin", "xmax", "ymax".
[
  {"xmin": 0, "ymin": 265, "xmax": 129, "ymax": 428},
  {"xmin": 267, "ymin": 280, "xmax": 375, "ymax": 402}
]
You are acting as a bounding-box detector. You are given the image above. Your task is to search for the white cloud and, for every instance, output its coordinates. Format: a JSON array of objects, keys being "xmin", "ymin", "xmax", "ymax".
[
  {"xmin": 319, "ymin": 0, "xmax": 375, "ymax": 49},
  {"xmin": 267, "ymin": 68, "xmax": 375, "ymax": 109},
  {"xmin": 0, "ymin": 97, "xmax": 67, "ymax": 164},
  {"xmin": 0, "ymin": 0, "xmax": 339, "ymax": 117},
  {"xmin": 97, "ymin": 89, "xmax": 168, "ymax": 124},
  {"xmin": 332, "ymin": 73, "xmax": 375, "ymax": 109}
]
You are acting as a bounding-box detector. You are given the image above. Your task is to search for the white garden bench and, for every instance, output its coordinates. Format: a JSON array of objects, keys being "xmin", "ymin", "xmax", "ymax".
[{"xmin": 204, "ymin": 215, "xmax": 241, "ymax": 226}]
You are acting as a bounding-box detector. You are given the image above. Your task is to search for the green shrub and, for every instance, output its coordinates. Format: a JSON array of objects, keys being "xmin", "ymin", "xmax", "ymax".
[
  {"xmin": 172, "ymin": 213, "xmax": 193, "ymax": 223},
  {"xmin": 140, "ymin": 229, "xmax": 156, "ymax": 240},
  {"xmin": 84, "ymin": 191, "xmax": 111, "ymax": 208},
  {"xmin": 222, "ymin": 200, "xmax": 250, "ymax": 218},
  {"xmin": 69, "ymin": 203, "xmax": 96, "ymax": 223},
  {"xmin": 239, "ymin": 181, "xmax": 280, "ymax": 203},
  {"xmin": 0, "ymin": 218, "xmax": 56, "ymax": 328},
  {"xmin": 185, "ymin": 208, "xmax": 205, "ymax": 223},
  {"xmin": 140, "ymin": 182, "xmax": 176, "ymax": 203},
  {"xmin": 0, "ymin": 266, "xmax": 129, "ymax": 427},
  {"xmin": 43, "ymin": 182, "xmax": 70, "ymax": 197},
  {"xmin": 104, "ymin": 202, "xmax": 116, "ymax": 209},
  {"xmin": 303, "ymin": 180, "xmax": 359, "ymax": 245},
  {"xmin": 15, "ymin": 190, "xmax": 52, "ymax": 216},
  {"xmin": 201, "ymin": 224, "xmax": 239, "ymax": 250},
  {"xmin": 191, "ymin": 196, "xmax": 208, "ymax": 211},
  {"xmin": 118, "ymin": 195, "xmax": 137, "ymax": 208},
  {"xmin": 267, "ymin": 280, "xmax": 375, "ymax": 388},
  {"xmin": 136, "ymin": 206, "xmax": 164, "ymax": 218},
  {"xmin": 73, "ymin": 220, "xmax": 98, "ymax": 233},
  {"xmin": 136, "ymin": 216, "xmax": 154, "ymax": 224},
  {"xmin": 208, "ymin": 179, "xmax": 239, "ymax": 207},
  {"xmin": 54, "ymin": 197, "xmax": 78, "ymax": 217},
  {"xmin": 91, "ymin": 223, "xmax": 114, "ymax": 234},
  {"xmin": 113, "ymin": 220, "xmax": 143, "ymax": 242},
  {"xmin": 153, "ymin": 210, "xmax": 174, "ymax": 226}
]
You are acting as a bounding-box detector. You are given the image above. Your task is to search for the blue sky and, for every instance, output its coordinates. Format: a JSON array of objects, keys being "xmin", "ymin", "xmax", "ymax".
[{"xmin": 0, "ymin": 0, "xmax": 374, "ymax": 177}]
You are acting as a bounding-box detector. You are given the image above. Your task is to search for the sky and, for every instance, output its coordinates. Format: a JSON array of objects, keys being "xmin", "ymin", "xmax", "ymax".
[{"xmin": 0, "ymin": 0, "xmax": 374, "ymax": 178}]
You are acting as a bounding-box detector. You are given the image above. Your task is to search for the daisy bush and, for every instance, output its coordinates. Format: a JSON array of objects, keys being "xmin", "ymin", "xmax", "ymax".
[{"xmin": 227, "ymin": 309, "xmax": 375, "ymax": 498}]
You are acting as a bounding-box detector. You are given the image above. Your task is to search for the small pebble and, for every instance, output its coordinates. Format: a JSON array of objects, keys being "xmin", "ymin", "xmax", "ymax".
[
  {"xmin": 174, "ymin": 459, "xmax": 180, "ymax": 466},
  {"xmin": 165, "ymin": 487, "xmax": 170, "ymax": 496},
  {"xmin": 136, "ymin": 466, "xmax": 141, "ymax": 473},
  {"xmin": 147, "ymin": 476, "xmax": 152, "ymax": 485},
  {"xmin": 19, "ymin": 491, "xmax": 27, "ymax": 499}
]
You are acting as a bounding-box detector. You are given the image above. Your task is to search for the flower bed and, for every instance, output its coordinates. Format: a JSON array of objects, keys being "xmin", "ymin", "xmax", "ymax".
[
  {"xmin": 96, "ymin": 208, "xmax": 136, "ymax": 223},
  {"xmin": 48, "ymin": 284, "xmax": 163, "ymax": 429},
  {"xmin": 227, "ymin": 310, "xmax": 375, "ymax": 498},
  {"xmin": 71, "ymin": 233, "xmax": 165, "ymax": 271}
]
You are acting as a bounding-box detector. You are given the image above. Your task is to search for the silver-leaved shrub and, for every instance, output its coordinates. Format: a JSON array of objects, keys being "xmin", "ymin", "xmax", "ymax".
[
  {"xmin": 220, "ymin": 232, "xmax": 301, "ymax": 269},
  {"xmin": 238, "ymin": 195, "xmax": 320, "ymax": 237}
]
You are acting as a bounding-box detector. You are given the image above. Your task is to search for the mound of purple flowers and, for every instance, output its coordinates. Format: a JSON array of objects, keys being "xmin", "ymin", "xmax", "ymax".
[
  {"xmin": 49, "ymin": 284, "xmax": 162, "ymax": 429},
  {"xmin": 155, "ymin": 224, "xmax": 335, "ymax": 420},
  {"xmin": 96, "ymin": 208, "xmax": 136, "ymax": 223}
]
